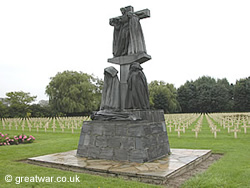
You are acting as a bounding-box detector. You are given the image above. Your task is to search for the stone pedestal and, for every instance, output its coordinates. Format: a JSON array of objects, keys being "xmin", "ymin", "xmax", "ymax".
[{"xmin": 77, "ymin": 110, "xmax": 170, "ymax": 163}]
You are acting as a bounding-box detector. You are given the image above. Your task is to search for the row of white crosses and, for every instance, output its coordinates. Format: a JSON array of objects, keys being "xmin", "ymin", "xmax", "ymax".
[
  {"xmin": 192, "ymin": 115, "xmax": 203, "ymax": 138},
  {"xmin": 0, "ymin": 116, "xmax": 91, "ymax": 133},
  {"xmin": 57, "ymin": 116, "xmax": 90, "ymax": 133},
  {"xmin": 165, "ymin": 114, "xmax": 201, "ymax": 138},
  {"xmin": 214, "ymin": 113, "xmax": 250, "ymax": 132},
  {"xmin": 208, "ymin": 113, "xmax": 250, "ymax": 138},
  {"xmin": 206, "ymin": 114, "xmax": 221, "ymax": 138}
]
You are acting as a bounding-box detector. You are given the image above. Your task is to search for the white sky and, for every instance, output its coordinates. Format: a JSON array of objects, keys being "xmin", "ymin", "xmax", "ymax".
[{"xmin": 1, "ymin": 0, "xmax": 250, "ymax": 102}]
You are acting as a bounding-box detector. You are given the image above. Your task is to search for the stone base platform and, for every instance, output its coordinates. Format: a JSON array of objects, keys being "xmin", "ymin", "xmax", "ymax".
[
  {"xmin": 77, "ymin": 119, "xmax": 170, "ymax": 163},
  {"xmin": 27, "ymin": 149, "xmax": 211, "ymax": 185},
  {"xmin": 77, "ymin": 110, "xmax": 170, "ymax": 163}
]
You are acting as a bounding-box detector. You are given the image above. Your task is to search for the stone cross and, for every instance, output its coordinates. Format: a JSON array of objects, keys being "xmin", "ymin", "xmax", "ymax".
[
  {"xmin": 181, "ymin": 124, "xmax": 188, "ymax": 133},
  {"xmin": 211, "ymin": 127, "xmax": 220, "ymax": 138},
  {"xmin": 231, "ymin": 127, "xmax": 240, "ymax": 138},
  {"xmin": 167, "ymin": 124, "xmax": 174, "ymax": 132},
  {"xmin": 8, "ymin": 123, "xmax": 12, "ymax": 130},
  {"xmin": 52, "ymin": 124, "xmax": 57, "ymax": 132},
  {"xmin": 225, "ymin": 124, "xmax": 233, "ymax": 133},
  {"xmin": 192, "ymin": 127, "xmax": 200, "ymax": 138},
  {"xmin": 108, "ymin": 6, "xmax": 151, "ymax": 109},
  {"xmin": 21, "ymin": 123, "xmax": 25, "ymax": 131},
  {"xmin": 71, "ymin": 124, "xmax": 75, "ymax": 134},
  {"xmin": 39, "ymin": 121, "xmax": 43, "ymax": 128},
  {"xmin": 241, "ymin": 124, "xmax": 250, "ymax": 133},
  {"xmin": 28, "ymin": 123, "xmax": 32, "ymax": 132},
  {"xmin": 15, "ymin": 122, "xmax": 18, "ymax": 130},
  {"xmin": 175, "ymin": 126, "xmax": 184, "ymax": 138},
  {"xmin": 44, "ymin": 122, "xmax": 49, "ymax": 132},
  {"xmin": 60, "ymin": 124, "xmax": 65, "ymax": 133},
  {"xmin": 36, "ymin": 124, "xmax": 40, "ymax": 133},
  {"xmin": 174, "ymin": 121, "xmax": 179, "ymax": 129}
]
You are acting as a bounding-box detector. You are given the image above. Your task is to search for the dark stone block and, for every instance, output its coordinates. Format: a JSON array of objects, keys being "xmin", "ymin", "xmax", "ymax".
[
  {"xmin": 129, "ymin": 149, "xmax": 148, "ymax": 163},
  {"xmin": 88, "ymin": 145, "xmax": 100, "ymax": 158},
  {"xmin": 157, "ymin": 134, "xmax": 165, "ymax": 144},
  {"xmin": 103, "ymin": 124, "xmax": 115, "ymax": 136},
  {"xmin": 148, "ymin": 146, "xmax": 158, "ymax": 160},
  {"xmin": 77, "ymin": 146, "xmax": 88, "ymax": 157},
  {"xmin": 82, "ymin": 122, "xmax": 92, "ymax": 133},
  {"xmin": 144, "ymin": 124, "xmax": 151, "ymax": 135},
  {"xmin": 120, "ymin": 137, "xmax": 135, "ymax": 150},
  {"xmin": 77, "ymin": 132, "xmax": 85, "ymax": 147},
  {"xmin": 100, "ymin": 148, "xmax": 113, "ymax": 160},
  {"xmin": 114, "ymin": 149, "xmax": 128, "ymax": 161},
  {"xmin": 116, "ymin": 125, "xmax": 127, "ymax": 136},
  {"xmin": 83, "ymin": 134, "xmax": 90, "ymax": 146},
  {"xmin": 142, "ymin": 137, "xmax": 150, "ymax": 149},
  {"xmin": 135, "ymin": 138, "xmax": 143, "ymax": 149},
  {"xmin": 140, "ymin": 111, "xmax": 147, "ymax": 120},
  {"xmin": 95, "ymin": 136, "xmax": 108, "ymax": 147},
  {"xmin": 128, "ymin": 125, "xmax": 144, "ymax": 137},
  {"xmin": 89, "ymin": 135, "xmax": 96, "ymax": 146},
  {"xmin": 107, "ymin": 136, "xmax": 121, "ymax": 148},
  {"xmin": 150, "ymin": 123, "xmax": 160, "ymax": 134},
  {"xmin": 149, "ymin": 135, "xmax": 157, "ymax": 146},
  {"xmin": 92, "ymin": 125, "xmax": 103, "ymax": 135},
  {"xmin": 162, "ymin": 143, "xmax": 171, "ymax": 154}
]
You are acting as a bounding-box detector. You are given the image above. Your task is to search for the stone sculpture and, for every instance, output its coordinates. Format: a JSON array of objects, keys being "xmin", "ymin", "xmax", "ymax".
[
  {"xmin": 77, "ymin": 6, "xmax": 170, "ymax": 163},
  {"xmin": 100, "ymin": 66, "xmax": 120, "ymax": 110},
  {"xmin": 110, "ymin": 6, "xmax": 147, "ymax": 57},
  {"xmin": 126, "ymin": 62, "xmax": 150, "ymax": 109},
  {"xmin": 108, "ymin": 5, "xmax": 151, "ymax": 109}
]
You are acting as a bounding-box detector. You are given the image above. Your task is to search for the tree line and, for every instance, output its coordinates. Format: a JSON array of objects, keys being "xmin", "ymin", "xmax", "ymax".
[
  {"xmin": 0, "ymin": 71, "xmax": 250, "ymax": 118},
  {"xmin": 178, "ymin": 76, "xmax": 250, "ymax": 113}
]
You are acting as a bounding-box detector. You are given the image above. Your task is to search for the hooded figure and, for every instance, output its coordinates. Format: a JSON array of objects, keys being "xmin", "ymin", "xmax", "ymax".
[
  {"xmin": 125, "ymin": 62, "xmax": 150, "ymax": 109},
  {"xmin": 100, "ymin": 66, "xmax": 120, "ymax": 110}
]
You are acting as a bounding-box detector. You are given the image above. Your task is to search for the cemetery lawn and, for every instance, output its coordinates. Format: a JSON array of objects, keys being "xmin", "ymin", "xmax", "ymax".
[{"xmin": 0, "ymin": 115, "xmax": 249, "ymax": 188}]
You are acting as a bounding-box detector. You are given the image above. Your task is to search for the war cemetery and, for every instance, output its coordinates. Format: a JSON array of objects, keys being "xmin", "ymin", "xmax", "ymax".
[{"xmin": 1, "ymin": 4, "xmax": 250, "ymax": 188}]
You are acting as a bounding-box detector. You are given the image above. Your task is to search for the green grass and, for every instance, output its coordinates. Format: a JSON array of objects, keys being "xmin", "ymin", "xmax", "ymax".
[
  {"xmin": 0, "ymin": 128, "xmax": 159, "ymax": 188},
  {"xmin": 169, "ymin": 115, "xmax": 250, "ymax": 188},
  {"xmin": 0, "ymin": 115, "xmax": 250, "ymax": 187}
]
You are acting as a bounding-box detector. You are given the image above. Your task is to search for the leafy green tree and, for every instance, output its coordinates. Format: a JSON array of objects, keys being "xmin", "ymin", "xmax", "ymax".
[
  {"xmin": 177, "ymin": 76, "xmax": 233, "ymax": 113},
  {"xmin": 46, "ymin": 71, "xmax": 102, "ymax": 116},
  {"xmin": 5, "ymin": 91, "xmax": 37, "ymax": 117},
  {"xmin": 149, "ymin": 81, "xmax": 180, "ymax": 113},
  {"xmin": 234, "ymin": 77, "xmax": 250, "ymax": 112},
  {"xmin": 195, "ymin": 76, "xmax": 216, "ymax": 113},
  {"xmin": 0, "ymin": 100, "xmax": 9, "ymax": 118},
  {"xmin": 177, "ymin": 81, "xmax": 198, "ymax": 113},
  {"xmin": 28, "ymin": 104, "xmax": 53, "ymax": 117},
  {"xmin": 213, "ymin": 78, "xmax": 234, "ymax": 112}
]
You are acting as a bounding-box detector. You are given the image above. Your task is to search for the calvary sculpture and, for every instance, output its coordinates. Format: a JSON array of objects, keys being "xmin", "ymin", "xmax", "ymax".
[{"xmin": 77, "ymin": 6, "xmax": 170, "ymax": 163}]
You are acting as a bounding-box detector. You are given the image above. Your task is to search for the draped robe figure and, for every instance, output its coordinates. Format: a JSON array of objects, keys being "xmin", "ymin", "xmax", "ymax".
[
  {"xmin": 125, "ymin": 62, "xmax": 150, "ymax": 109},
  {"xmin": 100, "ymin": 66, "xmax": 120, "ymax": 110},
  {"xmin": 110, "ymin": 6, "xmax": 147, "ymax": 57}
]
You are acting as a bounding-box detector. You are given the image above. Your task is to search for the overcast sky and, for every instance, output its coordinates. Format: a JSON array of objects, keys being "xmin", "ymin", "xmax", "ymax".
[{"xmin": 1, "ymin": 0, "xmax": 250, "ymax": 102}]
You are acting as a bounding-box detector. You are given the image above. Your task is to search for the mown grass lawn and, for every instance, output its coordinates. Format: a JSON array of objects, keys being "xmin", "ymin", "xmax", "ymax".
[{"xmin": 0, "ymin": 115, "xmax": 250, "ymax": 188}]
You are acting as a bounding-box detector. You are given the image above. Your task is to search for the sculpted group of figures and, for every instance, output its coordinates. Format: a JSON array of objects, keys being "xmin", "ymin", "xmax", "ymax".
[
  {"xmin": 100, "ymin": 6, "xmax": 150, "ymax": 112},
  {"xmin": 92, "ymin": 6, "xmax": 151, "ymax": 120},
  {"xmin": 100, "ymin": 63, "xmax": 150, "ymax": 111}
]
